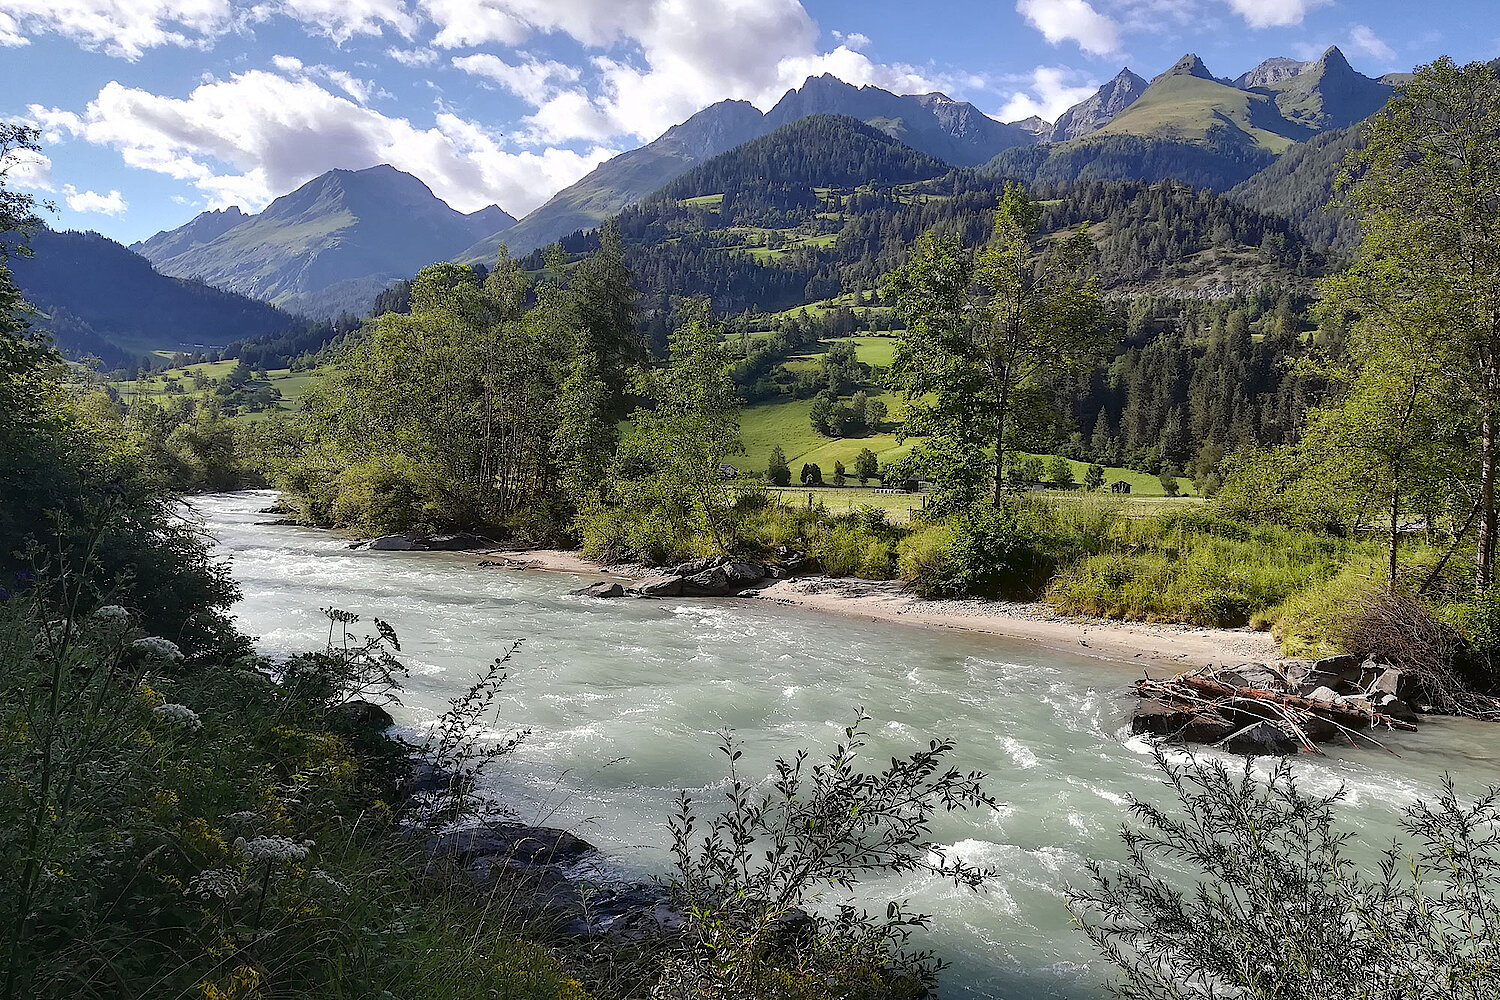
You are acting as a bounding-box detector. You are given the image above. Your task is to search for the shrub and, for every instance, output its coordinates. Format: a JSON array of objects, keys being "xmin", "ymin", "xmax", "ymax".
[
  {"xmin": 908, "ymin": 498, "xmax": 1108, "ymax": 600},
  {"xmin": 811, "ymin": 521, "xmax": 868, "ymax": 577},
  {"xmin": 1071, "ymin": 750, "xmax": 1500, "ymax": 1000},
  {"xmin": 659, "ymin": 712, "xmax": 995, "ymax": 1000},
  {"xmin": 897, "ymin": 524, "xmax": 957, "ymax": 598},
  {"xmin": 1259, "ymin": 558, "xmax": 1383, "ymax": 657}
]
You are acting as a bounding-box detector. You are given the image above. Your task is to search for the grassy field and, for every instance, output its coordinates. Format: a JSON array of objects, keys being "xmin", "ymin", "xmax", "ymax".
[
  {"xmin": 112, "ymin": 362, "xmax": 334, "ymax": 417},
  {"xmin": 767, "ymin": 486, "xmax": 928, "ymax": 523}
]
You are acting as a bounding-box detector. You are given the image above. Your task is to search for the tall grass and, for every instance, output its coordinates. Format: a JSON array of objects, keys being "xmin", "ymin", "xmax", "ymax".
[{"xmin": 1046, "ymin": 509, "xmax": 1380, "ymax": 628}]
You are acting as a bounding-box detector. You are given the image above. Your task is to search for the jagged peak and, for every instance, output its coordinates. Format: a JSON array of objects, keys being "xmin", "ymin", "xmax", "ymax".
[
  {"xmin": 1316, "ymin": 45, "xmax": 1354, "ymax": 73},
  {"xmin": 1155, "ymin": 53, "xmax": 1216, "ymax": 84}
]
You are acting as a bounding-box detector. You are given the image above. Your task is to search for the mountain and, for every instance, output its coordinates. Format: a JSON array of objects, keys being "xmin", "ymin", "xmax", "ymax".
[
  {"xmin": 761, "ymin": 74, "xmax": 1034, "ymax": 166},
  {"xmin": 133, "ymin": 206, "xmax": 249, "ymax": 262},
  {"xmin": 1264, "ymin": 46, "xmax": 1393, "ymax": 131},
  {"xmin": 12, "ymin": 228, "xmax": 296, "ymax": 366},
  {"xmin": 1049, "ymin": 68, "xmax": 1150, "ymax": 142},
  {"xmin": 986, "ymin": 48, "xmax": 1394, "ymax": 193},
  {"xmin": 137, "ymin": 165, "xmax": 515, "ymax": 318},
  {"xmin": 1096, "ymin": 53, "xmax": 1312, "ymax": 152},
  {"xmin": 458, "ymin": 74, "xmax": 1037, "ymax": 261},
  {"xmin": 456, "ymin": 99, "xmax": 768, "ymax": 266},
  {"xmin": 1234, "ymin": 57, "xmax": 1311, "ymax": 89}
]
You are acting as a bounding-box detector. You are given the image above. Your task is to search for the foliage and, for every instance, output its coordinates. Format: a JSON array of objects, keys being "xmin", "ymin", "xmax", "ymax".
[
  {"xmin": 1071, "ymin": 750, "xmax": 1500, "ymax": 1000},
  {"xmin": 1047, "ymin": 509, "xmax": 1372, "ymax": 627},
  {"xmin": 885, "ymin": 183, "xmax": 1111, "ymax": 507},
  {"xmin": 582, "ymin": 300, "xmax": 744, "ymax": 561},
  {"xmin": 767, "ymin": 445, "xmax": 792, "ymax": 487},
  {"xmin": 658, "ymin": 711, "xmax": 995, "ymax": 999},
  {"xmin": 1323, "ymin": 57, "xmax": 1500, "ymax": 590}
]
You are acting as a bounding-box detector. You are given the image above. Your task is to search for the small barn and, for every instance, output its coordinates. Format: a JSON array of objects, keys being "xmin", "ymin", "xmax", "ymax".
[
  {"xmin": 1109, "ymin": 480, "xmax": 1132, "ymax": 495},
  {"xmin": 719, "ymin": 463, "xmax": 739, "ymax": 480}
]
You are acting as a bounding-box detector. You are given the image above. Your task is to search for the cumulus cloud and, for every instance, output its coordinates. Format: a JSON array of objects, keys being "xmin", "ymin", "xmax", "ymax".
[
  {"xmin": 1348, "ymin": 24, "xmax": 1396, "ymax": 63},
  {"xmin": 387, "ymin": 45, "xmax": 437, "ymax": 66},
  {"xmin": 0, "ymin": 0, "xmax": 232, "ymax": 59},
  {"xmin": 31, "ymin": 71, "xmax": 614, "ymax": 216},
  {"xmin": 997, "ymin": 66, "xmax": 1098, "ymax": 124},
  {"xmin": 453, "ymin": 53, "xmax": 581, "ymax": 105},
  {"xmin": 1220, "ymin": 0, "xmax": 1329, "ymax": 29},
  {"xmin": 0, "ymin": 147, "xmax": 53, "ymax": 190},
  {"xmin": 831, "ymin": 30, "xmax": 870, "ymax": 50},
  {"xmin": 63, "ymin": 184, "xmax": 126, "ymax": 215},
  {"xmin": 253, "ymin": 0, "xmax": 415, "ymax": 43},
  {"xmin": 1016, "ymin": 0, "xmax": 1120, "ymax": 57}
]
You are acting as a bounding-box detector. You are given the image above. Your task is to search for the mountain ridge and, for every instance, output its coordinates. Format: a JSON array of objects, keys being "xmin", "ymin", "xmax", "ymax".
[{"xmin": 138, "ymin": 164, "xmax": 515, "ymax": 319}]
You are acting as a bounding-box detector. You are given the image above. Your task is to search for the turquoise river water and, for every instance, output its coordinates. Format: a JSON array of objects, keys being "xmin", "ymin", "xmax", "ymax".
[{"xmin": 195, "ymin": 491, "xmax": 1500, "ymax": 999}]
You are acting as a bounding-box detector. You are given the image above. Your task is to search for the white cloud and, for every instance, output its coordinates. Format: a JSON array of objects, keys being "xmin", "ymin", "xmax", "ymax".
[
  {"xmin": 831, "ymin": 30, "xmax": 870, "ymax": 51},
  {"xmin": 0, "ymin": 0, "xmax": 232, "ymax": 59},
  {"xmin": 1016, "ymin": 0, "xmax": 1120, "ymax": 57},
  {"xmin": 252, "ymin": 0, "xmax": 415, "ymax": 43},
  {"xmin": 1348, "ymin": 24, "xmax": 1396, "ymax": 63},
  {"xmin": 998, "ymin": 66, "xmax": 1098, "ymax": 124},
  {"xmin": 453, "ymin": 53, "xmax": 581, "ymax": 105},
  {"xmin": 1220, "ymin": 0, "xmax": 1329, "ymax": 29},
  {"xmin": 31, "ymin": 70, "xmax": 614, "ymax": 216},
  {"xmin": 387, "ymin": 45, "xmax": 436, "ymax": 66},
  {"xmin": 0, "ymin": 147, "xmax": 53, "ymax": 190},
  {"xmin": 63, "ymin": 184, "xmax": 126, "ymax": 215},
  {"xmin": 271, "ymin": 53, "xmax": 302, "ymax": 72}
]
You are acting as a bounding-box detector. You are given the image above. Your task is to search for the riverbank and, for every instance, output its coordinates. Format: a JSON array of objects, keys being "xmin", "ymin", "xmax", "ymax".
[{"xmin": 477, "ymin": 547, "xmax": 1279, "ymax": 672}]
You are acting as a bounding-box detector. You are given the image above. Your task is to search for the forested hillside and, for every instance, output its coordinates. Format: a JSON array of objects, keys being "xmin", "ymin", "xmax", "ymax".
[
  {"xmin": 1226, "ymin": 124, "xmax": 1364, "ymax": 251},
  {"xmin": 9, "ymin": 228, "xmax": 298, "ymax": 367}
]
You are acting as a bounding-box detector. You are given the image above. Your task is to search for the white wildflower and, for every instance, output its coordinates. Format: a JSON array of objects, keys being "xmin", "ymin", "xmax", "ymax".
[
  {"xmin": 133, "ymin": 637, "xmax": 184, "ymax": 662},
  {"xmin": 90, "ymin": 605, "xmax": 131, "ymax": 638},
  {"xmin": 309, "ymin": 868, "xmax": 350, "ymax": 896},
  {"xmin": 187, "ymin": 867, "xmax": 244, "ymax": 900},
  {"xmin": 153, "ymin": 703, "xmax": 202, "ymax": 732},
  {"xmin": 238, "ymin": 836, "xmax": 312, "ymax": 863}
]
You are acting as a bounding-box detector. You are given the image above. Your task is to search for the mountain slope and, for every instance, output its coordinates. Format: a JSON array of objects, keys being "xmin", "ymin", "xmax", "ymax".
[
  {"xmin": 1265, "ymin": 46, "xmax": 1392, "ymax": 131},
  {"xmin": 133, "ymin": 206, "xmax": 249, "ymax": 262},
  {"xmin": 1227, "ymin": 123, "xmax": 1366, "ymax": 251},
  {"xmin": 13, "ymin": 228, "xmax": 296, "ymax": 366},
  {"xmin": 138, "ymin": 165, "xmax": 515, "ymax": 318},
  {"xmin": 457, "ymin": 99, "xmax": 768, "ymax": 265},
  {"xmin": 1049, "ymin": 68, "xmax": 1150, "ymax": 142},
  {"xmin": 1095, "ymin": 54, "xmax": 1312, "ymax": 153}
]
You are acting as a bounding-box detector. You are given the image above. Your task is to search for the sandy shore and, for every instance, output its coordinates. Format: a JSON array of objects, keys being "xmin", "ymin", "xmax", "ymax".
[{"xmin": 478, "ymin": 549, "xmax": 1280, "ymax": 672}]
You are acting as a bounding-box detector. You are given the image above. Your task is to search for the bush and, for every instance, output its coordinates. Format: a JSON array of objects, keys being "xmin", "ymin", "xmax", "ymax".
[
  {"xmin": 1048, "ymin": 510, "xmax": 1372, "ymax": 627},
  {"xmin": 1259, "ymin": 558, "xmax": 1383, "ymax": 656},
  {"xmin": 1072, "ymin": 750, "xmax": 1500, "ymax": 999},
  {"xmin": 897, "ymin": 524, "xmax": 957, "ymax": 598},
  {"xmin": 659, "ymin": 712, "xmax": 995, "ymax": 1000}
]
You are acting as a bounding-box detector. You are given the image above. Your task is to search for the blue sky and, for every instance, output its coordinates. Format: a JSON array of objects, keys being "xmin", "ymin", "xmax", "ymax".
[{"xmin": 0, "ymin": 0, "xmax": 1493, "ymax": 244}]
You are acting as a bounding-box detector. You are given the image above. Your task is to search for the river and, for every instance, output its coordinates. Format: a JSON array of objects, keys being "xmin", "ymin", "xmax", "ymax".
[{"xmin": 195, "ymin": 490, "xmax": 1500, "ymax": 999}]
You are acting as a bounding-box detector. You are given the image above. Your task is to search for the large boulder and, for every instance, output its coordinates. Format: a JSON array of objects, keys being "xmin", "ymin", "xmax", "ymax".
[
  {"xmin": 668, "ymin": 555, "xmax": 729, "ymax": 576},
  {"xmin": 427, "ymin": 822, "xmax": 597, "ymax": 869},
  {"xmin": 1131, "ymin": 699, "xmax": 1236, "ymax": 744},
  {"xmin": 1220, "ymin": 722, "xmax": 1300, "ymax": 756},
  {"xmin": 679, "ymin": 560, "xmax": 769, "ymax": 596},
  {"xmin": 633, "ymin": 574, "xmax": 686, "ymax": 598},
  {"xmin": 572, "ymin": 581, "xmax": 625, "ymax": 599},
  {"xmin": 367, "ymin": 534, "xmax": 420, "ymax": 551},
  {"xmin": 326, "ymin": 700, "xmax": 394, "ymax": 734},
  {"xmin": 422, "ymin": 532, "xmax": 492, "ymax": 551},
  {"xmin": 1214, "ymin": 663, "xmax": 1291, "ymax": 692}
]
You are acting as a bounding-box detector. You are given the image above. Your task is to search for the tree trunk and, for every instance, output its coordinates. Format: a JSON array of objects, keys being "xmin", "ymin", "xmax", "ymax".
[
  {"xmin": 1479, "ymin": 406, "xmax": 1497, "ymax": 592},
  {"xmin": 1387, "ymin": 479, "xmax": 1401, "ymax": 590},
  {"xmin": 992, "ymin": 377, "xmax": 1011, "ymax": 507}
]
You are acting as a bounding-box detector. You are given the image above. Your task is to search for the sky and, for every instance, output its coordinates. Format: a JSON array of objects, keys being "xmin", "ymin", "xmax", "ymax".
[{"xmin": 0, "ymin": 0, "xmax": 1495, "ymax": 244}]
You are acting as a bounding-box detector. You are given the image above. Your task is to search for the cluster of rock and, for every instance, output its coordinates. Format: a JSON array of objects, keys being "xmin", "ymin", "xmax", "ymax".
[
  {"xmin": 572, "ymin": 555, "xmax": 777, "ymax": 600},
  {"xmin": 349, "ymin": 532, "xmax": 495, "ymax": 552},
  {"xmin": 1132, "ymin": 655, "xmax": 1424, "ymax": 756}
]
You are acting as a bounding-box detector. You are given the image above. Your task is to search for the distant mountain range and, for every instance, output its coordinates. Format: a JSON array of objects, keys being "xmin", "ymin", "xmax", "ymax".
[
  {"xmin": 135, "ymin": 165, "xmax": 515, "ymax": 319},
  {"xmin": 456, "ymin": 73, "xmax": 1036, "ymax": 264},
  {"xmin": 73, "ymin": 44, "xmax": 1407, "ymax": 349}
]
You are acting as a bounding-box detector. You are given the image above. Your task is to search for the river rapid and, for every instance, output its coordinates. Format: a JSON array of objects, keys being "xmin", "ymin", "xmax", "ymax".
[{"xmin": 196, "ymin": 491, "xmax": 1500, "ymax": 999}]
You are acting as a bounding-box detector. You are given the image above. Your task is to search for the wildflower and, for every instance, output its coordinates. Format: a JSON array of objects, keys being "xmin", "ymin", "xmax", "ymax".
[
  {"xmin": 188, "ymin": 868, "xmax": 245, "ymax": 901},
  {"xmin": 238, "ymin": 836, "xmax": 312, "ymax": 863},
  {"xmin": 154, "ymin": 703, "xmax": 203, "ymax": 732},
  {"xmin": 90, "ymin": 605, "xmax": 131, "ymax": 638},
  {"xmin": 133, "ymin": 636, "xmax": 184, "ymax": 662},
  {"xmin": 309, "ymin": 868, "xmax": 349, "ymax": 897}
]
